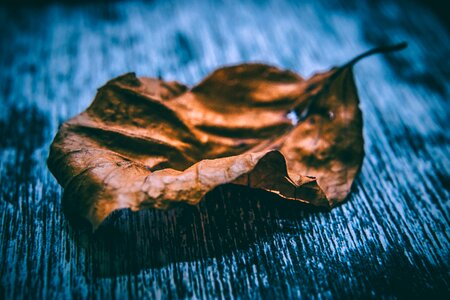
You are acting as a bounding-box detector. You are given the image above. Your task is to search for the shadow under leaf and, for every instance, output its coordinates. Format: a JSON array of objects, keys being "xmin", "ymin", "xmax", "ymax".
[{"xmin": 69, "ymin": 184, "xmax": 326, "ymax": 278}]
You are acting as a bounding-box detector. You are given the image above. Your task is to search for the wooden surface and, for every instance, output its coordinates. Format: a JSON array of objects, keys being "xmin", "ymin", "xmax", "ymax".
[{"xmin": 1, "ymin": 0, "xmax": 449, "ymax": 298}]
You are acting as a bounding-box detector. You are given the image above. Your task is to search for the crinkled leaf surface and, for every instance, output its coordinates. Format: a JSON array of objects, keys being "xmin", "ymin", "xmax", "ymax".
[{"xmin": 48, "ymin": 45, "xmax": 405, "ymax": 229}]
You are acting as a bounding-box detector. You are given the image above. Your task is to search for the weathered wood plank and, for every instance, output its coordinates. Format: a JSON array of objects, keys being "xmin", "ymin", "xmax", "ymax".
[{"xmin": 0, "ymin": 0, "xmax": 449, "ymax": 298}]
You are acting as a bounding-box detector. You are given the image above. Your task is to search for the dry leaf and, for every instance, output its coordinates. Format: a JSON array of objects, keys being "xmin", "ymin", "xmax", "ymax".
[{"xmin": 48, "ymin": 43, "xmax": 406, "ymax": 229}]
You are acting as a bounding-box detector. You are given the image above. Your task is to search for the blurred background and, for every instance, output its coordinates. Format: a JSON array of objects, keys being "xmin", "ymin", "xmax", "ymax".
[{"xmin": 0, "ymin": 0, "xmax": 449, "ymax": 299}]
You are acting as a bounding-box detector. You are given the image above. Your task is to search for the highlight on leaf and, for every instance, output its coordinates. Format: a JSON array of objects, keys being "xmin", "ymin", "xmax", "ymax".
[{"xmin": 47, "ymin": 42, "xmax": 407, "ymax": 229}]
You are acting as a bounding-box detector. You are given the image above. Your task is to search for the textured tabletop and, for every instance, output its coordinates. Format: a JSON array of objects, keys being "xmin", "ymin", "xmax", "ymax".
[{"xmin": 0, "ymin": 0, "xmax": 449, "ymax": 298}]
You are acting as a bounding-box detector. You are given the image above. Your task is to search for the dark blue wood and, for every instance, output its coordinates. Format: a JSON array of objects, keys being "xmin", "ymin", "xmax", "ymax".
[{"xmin": 0, "ymin": 0, "xmax": 449, "ymax": 298}]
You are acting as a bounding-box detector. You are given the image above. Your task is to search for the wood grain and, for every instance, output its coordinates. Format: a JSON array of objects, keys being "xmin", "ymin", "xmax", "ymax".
[{"xmin": 0, "ymin": 0, "xmax": 449, "ymax": 298}]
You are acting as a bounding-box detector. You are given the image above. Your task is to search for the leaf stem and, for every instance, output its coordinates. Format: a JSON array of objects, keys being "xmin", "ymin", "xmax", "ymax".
[{"xmin": 343, "ymin": 41, "xmax": 408, "ymax": 68}]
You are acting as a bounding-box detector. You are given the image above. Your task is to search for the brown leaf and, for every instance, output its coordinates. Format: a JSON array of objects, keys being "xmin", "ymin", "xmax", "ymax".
[{"xmin": 48, "ymin": 43, "xmax": 407, "ymax": 229}]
